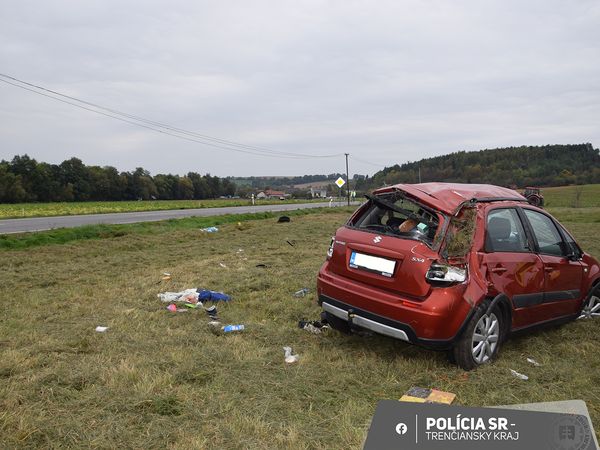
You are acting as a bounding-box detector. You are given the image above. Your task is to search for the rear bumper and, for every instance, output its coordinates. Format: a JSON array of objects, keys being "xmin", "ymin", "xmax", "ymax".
[
  {"xmin": 317, "ymin": 264, "xmax": 475, "ymax": 349},
  {"xmin": 319, "ymin": 294, "xmax": 473, "ymax": 350}
]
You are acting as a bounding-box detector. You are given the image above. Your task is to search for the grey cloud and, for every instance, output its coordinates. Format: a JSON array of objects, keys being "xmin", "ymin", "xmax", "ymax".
[{"xmin": 1, "ymin": 0, "xmax": 599, "ymax": 176}]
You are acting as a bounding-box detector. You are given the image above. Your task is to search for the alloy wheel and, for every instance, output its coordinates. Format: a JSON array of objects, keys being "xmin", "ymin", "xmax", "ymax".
[
  {"xmin": 578, "ymin": 295, "xmax": 600, "ymax": 320},
  {"xmin": 471, "ymin": 312, "xmax": 499, "ymax": 364}
]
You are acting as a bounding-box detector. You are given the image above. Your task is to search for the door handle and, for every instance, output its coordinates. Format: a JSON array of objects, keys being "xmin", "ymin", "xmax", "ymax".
[{"xmin": 491, "ymin": 266, "xmax": 507, "ymax": 274}]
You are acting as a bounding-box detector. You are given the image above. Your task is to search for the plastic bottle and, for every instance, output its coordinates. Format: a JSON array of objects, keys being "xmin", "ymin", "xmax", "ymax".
[{"xmin": 222, "ymin": 324, "xmax": 244, "ymax": 333}]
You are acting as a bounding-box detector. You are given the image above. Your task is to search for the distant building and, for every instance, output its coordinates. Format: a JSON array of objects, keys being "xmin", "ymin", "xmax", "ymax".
[
  {"xmin": 256, "ymin": 190, "xmax": 290, "ymax": 200},
  {"xmin": 310, "ymin": 187, "xmax": 328, "ymax": 198}
]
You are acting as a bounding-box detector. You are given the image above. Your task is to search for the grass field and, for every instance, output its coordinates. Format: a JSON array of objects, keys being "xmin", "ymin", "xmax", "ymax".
[
  {"xmin": 0, "ymin": 198, "xmax": 325, "ymax": 220},
  {"xmin": 543, "ymin": 184, "xmax": 600, "ymax": 208},
  {"xmin": 1, "ymin": 206, "xmax": 599, "ymax": 448},
  {"xmin": 0, "ymin": 183, "xmax": 597, "ymax": 220}
]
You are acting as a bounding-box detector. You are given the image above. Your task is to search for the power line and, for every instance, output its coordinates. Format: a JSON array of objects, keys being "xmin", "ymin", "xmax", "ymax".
[
  {"xmin": 350, "ymin": 155, "xmax": 388, "ymax": 169},
  {"xmin": 0, "ymin": 73, "xmax": 344, "ymax": 160}
]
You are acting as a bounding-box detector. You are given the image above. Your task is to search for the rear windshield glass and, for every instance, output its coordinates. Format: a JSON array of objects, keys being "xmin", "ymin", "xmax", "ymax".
[{"xmin": 349, "ymin": 191, "xmax": 444, "ymax": 247}]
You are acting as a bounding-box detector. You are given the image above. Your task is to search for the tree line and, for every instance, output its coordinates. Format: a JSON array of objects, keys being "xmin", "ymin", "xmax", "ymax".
[
  {"xmin": 361, "ymin": 143, "xmax": 600, "ymax": 190},
  {"xmin": 0, "ymin": 155, "xmax": 236, "ymax": 203}
]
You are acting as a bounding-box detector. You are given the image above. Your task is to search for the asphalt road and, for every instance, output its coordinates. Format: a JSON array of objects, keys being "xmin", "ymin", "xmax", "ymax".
[{"xmin": 0, "ymin": 201, "xmax": 353, "ymax": 234}]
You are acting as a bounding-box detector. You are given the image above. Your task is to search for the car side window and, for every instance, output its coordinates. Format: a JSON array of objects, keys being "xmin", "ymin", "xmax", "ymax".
[
  {"xmin": 523, "ymin": 209, "xmax": 565, "ymax": 257},
  {"xmin": 485, "ymin": 208, "xmax": 529, "ymax": 252},
  {"xmin": 558, "ymin": 224, "xmax": 582, "ymax": 258}
]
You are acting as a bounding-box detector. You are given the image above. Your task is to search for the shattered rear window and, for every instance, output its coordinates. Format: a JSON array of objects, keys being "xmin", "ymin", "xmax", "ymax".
[{"xmin": 349, "ymin": 191, "xmax": 444, "ymax": 248}]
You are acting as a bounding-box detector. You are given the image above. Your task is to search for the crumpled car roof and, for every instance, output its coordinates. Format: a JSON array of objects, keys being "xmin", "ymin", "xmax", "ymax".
[{"xmin": 373, "ymin": 182, "xmax": 527, "ymax": 215}]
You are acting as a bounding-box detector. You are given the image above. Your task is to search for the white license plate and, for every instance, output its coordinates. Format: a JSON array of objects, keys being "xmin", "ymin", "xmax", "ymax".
[{"xmin": 349, "ymin": 251, "xmax": 396, "ymax": 277}]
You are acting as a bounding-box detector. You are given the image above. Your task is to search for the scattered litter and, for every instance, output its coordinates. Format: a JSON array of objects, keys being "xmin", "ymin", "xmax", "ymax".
[
  {"xmin": 298, "ymin": 319, "xmax": 329, "ymax": 334},
  {"xmin": 159, "ymin": 288, "xmax": 229, "ymax": 304},
  {"xmin": 222, "ymin": 324, "xmax": 244, "ymax": 333},
  {"xmin": 527, "ymin": 357, "xmax": 541, "ymax": 367},
  {"xmin": 277, "ymin": 216, "xmax": 291, "ymax": 223},
  {"xmin": 219, "ymin": 263, "xmax": 228, "ymax": 268},
  {"xmin": 255, "ymin": 263, "xmax": 268, "ymax": 269},
  {"xmin": 183, "ymin": 302, "xmax": 201, "ymax": 309},
  {"xmin": 286, "ymin": 240, "xmax": 296, "ymax": 247},
  {"xmin": 400, "ymin": 387, "xmax": 456, "ymax": 405},
  {"xmin": 510, "ymin": 369, "xmax": 529, "ymax": 380},
  {"xmin": 95, "ymin": 326, "xmax": 109, "ymax": 333},
  {"xmin": 200, "ymin": 226, "xmax": 219, "ymax": 233},
  {"xmin": 198, "ymin": 289, "xmax": 231, "ymax": 303},
  {"xmin": 205, "ymin": 305, "xmax": 219, "ymax": 320},
  {"xmin": 283, "ymin": 346, "xmax": 299, "ymax": 364},
  {"xmin": 158, "ymin": 289, "xmax": 199, "ymax": 303},
  {"xmin": 156, "ymin": 272, "xmax": 172, "ymax": 285},
  {"xmin": 293, "ymin": 288, "xmax": 310, "ymax": 298},
  {"xmin": 167, "ymin": 304, "xmax": 188, "ymax": 313}
]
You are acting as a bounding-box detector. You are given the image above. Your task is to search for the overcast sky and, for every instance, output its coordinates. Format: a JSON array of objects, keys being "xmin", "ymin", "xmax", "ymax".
[{"xmin": 1, "ymin": 0, "xmax": 599, "ymax": 177}]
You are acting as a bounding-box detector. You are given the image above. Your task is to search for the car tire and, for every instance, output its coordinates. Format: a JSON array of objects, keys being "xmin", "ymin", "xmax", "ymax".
[
  {"xmin": 452, "ymin": 299, "xmax": 504, "ymax": 371},
  {"xmin": 321, "ymin": 311, "xmax": 351, "ymax": 334},
  {"xmin": 578, "ymin": 284, "xmax": 600, "ymax": 320}
]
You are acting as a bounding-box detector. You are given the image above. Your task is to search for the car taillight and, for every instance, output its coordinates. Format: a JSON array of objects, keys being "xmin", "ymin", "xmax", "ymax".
[
  {"xmin": 426, "ymin": 261, "xmax": 467, "ymax": 284},
  {"xmin": 326, "ymin": 237, "xmax": 335, "ymax": 259}
]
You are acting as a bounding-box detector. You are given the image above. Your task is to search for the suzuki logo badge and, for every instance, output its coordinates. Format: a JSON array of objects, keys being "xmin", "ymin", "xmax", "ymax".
[{"xmin": 373, "ymin": 236, "xmax": 382, "ymax": 243}]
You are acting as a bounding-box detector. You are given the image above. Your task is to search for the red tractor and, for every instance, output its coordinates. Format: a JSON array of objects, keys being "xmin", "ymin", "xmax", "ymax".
[{"xmin": 523, "ymin": 187, "xmax": 544, "ymax": 207}]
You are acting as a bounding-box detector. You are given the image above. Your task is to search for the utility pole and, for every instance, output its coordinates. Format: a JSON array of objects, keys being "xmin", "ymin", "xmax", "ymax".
[{"xmin": 344, "ymin": 153, "xmax": 350, "ymax": 206}]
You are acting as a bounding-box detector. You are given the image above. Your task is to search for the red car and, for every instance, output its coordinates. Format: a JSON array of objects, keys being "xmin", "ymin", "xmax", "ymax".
[{"xmin": 317, "ymin": 183, "xmax": 600, "ymax": 370}]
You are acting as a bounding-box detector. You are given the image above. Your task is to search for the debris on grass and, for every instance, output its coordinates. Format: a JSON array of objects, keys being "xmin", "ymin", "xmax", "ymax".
[
  {"xmin": 293, "ymin": 288, "xmax": 310, "ymax": 297},
  {"xmin": 158, "ymin": 289, "xmax": 198, "ymax": 303},
  {"xmin": 200, "ymin": 226, "xmax": 219, "ymax": 233},
  {"xmin": 219, "ymin": 262, "xmax": 227, "ymax": 268},
  {"xmin": 222, "ymin": 324, "xmax": 244, "ymax": 333},
  {"xmin": 183, "ymin": 302, "xmax": 200, "ymax": 309},
  {"xmin": 255, "ymin": 263, "xmax": 268, "ymax": 269},
  {"xmin": 159, "ymin": 289, "xmax": 230, "ymax": 304},
  {"xmin": 161, "ymin": 272, "xmax": 172, "ymax": 281},
  {"xmin": 277, "ymin": 216, "xmax": 290, "ymax": 223},
  {"xmin": 283, "ymin": 346, "xmax": 299, "ymax": 364},
  {"xmin": 298, "ymin": 319, "xmax": 329, "ymax": 334},
  {"xmin": 286, "ymin": 240, "xmax": 296, "ymax": 247},
  {"xmin": 510, "ymin": 369, "xmax": 529, "ymax": 380},
  {"xmin": 198, "ymin": 289, "xmax": 231, "ymax": 303},
  {"xmin": 400, "ymin": 387, "xmax": 456, "ymax": 404},
  {"xmin": 95, "ymin": 326, "xmax": 109, "ymax": 333},
  {"xmin": 205, "ymin": 305, "xmax": 219, "ymax": 321},
  {"xmin": 167, "ymin": 304, "xmax": 189, "ymax": 312},
  {"xmin": 527, "ymin": 357, "xmax": 541, "ymax": 367}
]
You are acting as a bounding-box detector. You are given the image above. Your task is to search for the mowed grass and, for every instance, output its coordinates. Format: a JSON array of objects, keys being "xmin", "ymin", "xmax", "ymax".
[
  {"xmin": 0, "ymin": 198, "xmax": 325, "ymax": 219},
  {"xmin": 1, "ymin": 208, "xmax": 599, "ymax": 448}
]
